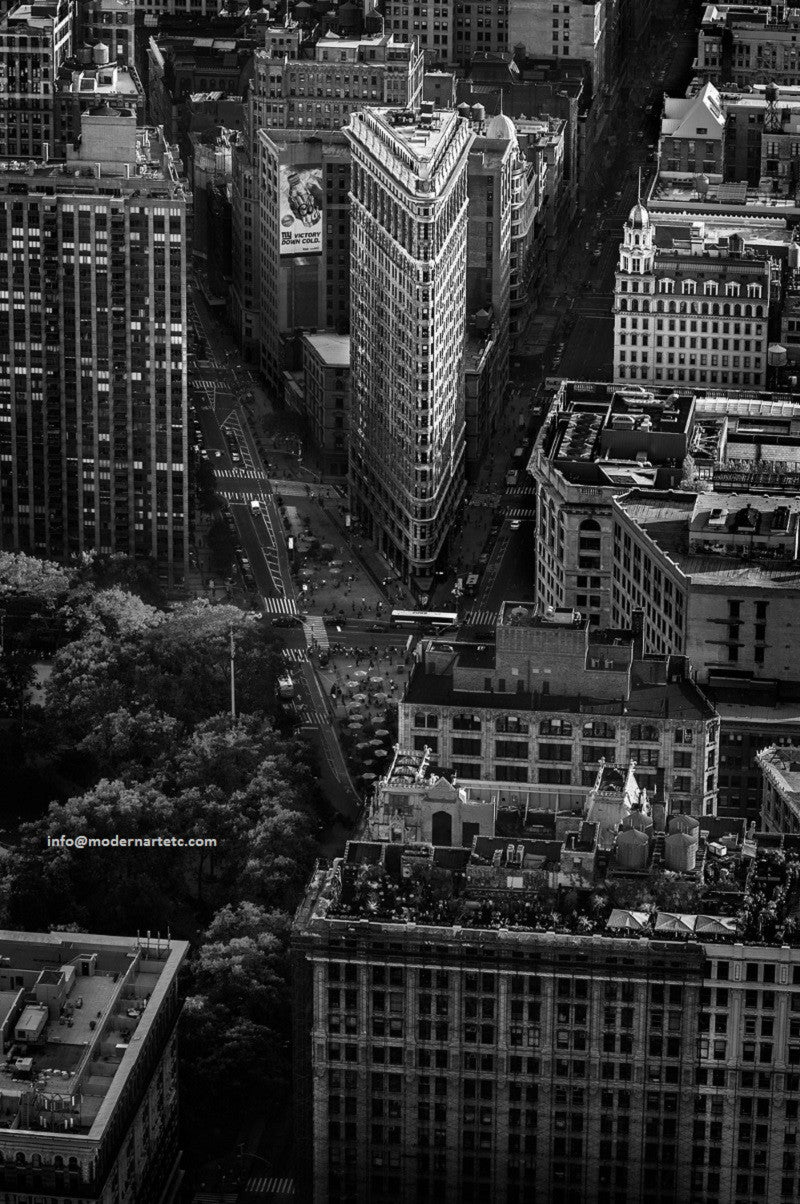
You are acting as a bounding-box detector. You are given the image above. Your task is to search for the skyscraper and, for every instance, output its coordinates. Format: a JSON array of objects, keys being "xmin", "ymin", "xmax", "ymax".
[
  {"xmin": 345, "ymin": 104, "xmax": 474, "ymax": 590},
  {"xmin": 0, "ymin": 106, "xmax": 191, "ymax": 583}
]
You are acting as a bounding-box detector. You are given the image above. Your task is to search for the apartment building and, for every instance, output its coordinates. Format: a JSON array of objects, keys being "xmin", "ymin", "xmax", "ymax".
[
  {"xmin": 613, "ymin": 199, "xmax": 772, "ymax": 389},
  {"xmin": 0, "ymin": 928, "xmax": 187, "ymax": 1202},
  {"xmin": 0, "ymin": 0, "xmax": 74, "ymax": 159},
  {"xmin": 293, "ymin": 813, "xmax": 800, "ymax": 1204},
  {"xmin": 399, "ymin": 602, "xmax": 719, "ymax": 814},
  {"xmin": 346, "ymin": 105, "xmax": 474, "ymax": 589},
  {"xmin": 0, "ymin": 107, "xmax": 191, "ymax": 583}
]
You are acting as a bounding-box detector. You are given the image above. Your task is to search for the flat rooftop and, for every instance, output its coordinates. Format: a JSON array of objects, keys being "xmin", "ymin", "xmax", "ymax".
[
  {"xmin": 650, "ymin": 173, "xmax": 800, "ymax": 215},
  {"xmin": 301, "ymin": 822, "xmax": 800, "ymax": 946},
  {"xmin": 303, "ymin": 331, "xmax": 350, "ymax": 367},
  {"xmin": 615, "ymin": 489, "xmax": 800, "ymax": 587},
  {"xmin": 0, "ymin": 931, "xmax": 187, "ymax": 1139},
  {"xmin": 759, "ymin": 744, "xmax": 800, "ymax": 797}
]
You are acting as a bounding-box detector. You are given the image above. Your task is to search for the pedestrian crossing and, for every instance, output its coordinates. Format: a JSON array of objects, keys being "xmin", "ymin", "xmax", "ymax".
[
  {"xmin": 281, "ymin": 647, "xmax": 308, "ymax": 663},
  {"xmin": 263, "ymin": 597, "xmax": 299, "ymax": 615},
  {"xmin": 506, "ymin": 483, "xmax": 536, "ymax": 496},
  {"xmin": 193, "ymin": 378, "xmax": 218, "ymax": 390},
  {"xmin": 504, "ymin": 508, "xmax": 536, "ymax": 520},
  {"xmin": 462, "ymin": 608, "xmax": 499, "ymax": 627},
  {"xmin": 216, "ymin": 467, "xmax": 270, "ymax": 482},
  {"xmin": 297, "ymin": 706, "xmax": 329, "ymax": 727},
  {"xmin": 304, "ymin": 613, "xmax": 330, "ymax": 651},
  {"xmin": 246, "ymin": 1176, "xmax": 295, "ymax": 1196}
]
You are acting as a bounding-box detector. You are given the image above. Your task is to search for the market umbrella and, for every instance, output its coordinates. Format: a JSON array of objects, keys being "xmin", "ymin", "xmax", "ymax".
[
  {"xmin": 356, "ymin": 741, "xmax": 371, "ymax": 750},
  {"xmin": 373, "ymin": 748, "xmax": 388, "ymax": 758},
  {"xmin": 373, "ymin": 692, "xmax": 387, "ymax": 703},
  {"xmin": 369, "ymin": 738, "xmax": 383, "ymax": 747},
  {"xmin": 370, "ymin": 676, "xmax": 383, "ymax": 685},
  {"xmin": 361, "ymin": 772, "xmax": 377, "ymax": 781},
  {"xmin": 353, "ymin": 693, "xmax": 367, "ymax": 704},
  {"xmin": 348, "ymin": 721, "xmax": 363, "ymax": 731},
  {"xmin": 354, "ymin": 669, "xmax": 369, "ymax": 679},
  {"xmin": 374, "ymin": 729, "xmax": 390, "ymax": 737}
]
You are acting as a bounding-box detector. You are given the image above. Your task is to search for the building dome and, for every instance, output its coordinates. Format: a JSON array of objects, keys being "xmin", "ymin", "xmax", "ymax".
[
  {"xmin": 628, "ymin": 201, "xmax": 650, "ymax": 230},
  {"xmin": 485, "ymin": 112, "xmax": 517, "ymax": 143}
]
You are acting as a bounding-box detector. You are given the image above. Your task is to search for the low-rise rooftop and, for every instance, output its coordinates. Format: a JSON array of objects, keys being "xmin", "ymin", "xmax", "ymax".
[
  {"xmin": 0, "ymin": 930, "xmax": 186, "ymax": 1139},
  {"xmin": 615, "ymin": 489, "xmax": 800, "ymax": 587}
]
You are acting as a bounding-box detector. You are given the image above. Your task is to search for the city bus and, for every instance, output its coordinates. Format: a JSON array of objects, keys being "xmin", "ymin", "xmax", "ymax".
[{"xmin": 390, "ymin": 609, "xmax": 458, "ymax": 630}]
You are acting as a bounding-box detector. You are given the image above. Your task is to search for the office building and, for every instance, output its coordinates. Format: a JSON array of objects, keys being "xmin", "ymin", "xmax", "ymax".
[
  {"xmin": 53, "ymin": 55, "xmax": 144, "ymax": 158},
  {"xmin": 696, "ymin": 3, "xmax": 800, "ymax": 87},
  {"xmin": 346, "ymin": 105, "xmax": 474, "ymax": 589},
  {"xmin": 76, "ymin": 0, "xmax": 135, "ymax": 63},
  {"xmin": 531, "ymin": 381, "xmax": 800, "ymax": 626},
  {"xmin": 251, "ymin": 30, "xmax": 424, "ymax": 132},
  {"xmin": 612, "ymin": 489, "xmax": 800, "ymax": 824},
  {"xmin": 453, "ymin": 0, "xmax": 509, "ymax": 66},
  {"xmin": 0, "ymin": 0, "xmax": 75, "ymax": 159},
  {"xmin": 0, "ymin": 928, "xmax": 187, "ymax": 1201},
  {"xmin": 613, "ymin": 198, "xmax": 772, "ymax": 389},
  {"xmin": 612, "ymin": 489, "xmax": 800, "ymax": 684},
  {"xmin": 399, "ymin": 602, "xmax": 719, "ymax": 814},
  {"xmin": 254, "ymin": 126, "xmax": 351, "ymax": 391},
  {"xmin": 0, "ymin": 107, "xmax": 191, "ymax": 584},
  {"xmin": 301, "ymin": 332, "xmax": 351, "ymax": 478},
  {"xmin": 293, "ymin": 810, "xmax": 800, "ymax": 1204},
  {"xmin": 381, "ymin": 0, "xmax": 455, "ymax": 65},
  {"xmin": 231, "ymin": 29, "xmax": 423, "ymax": 375},
  {"xmin": 146, "ymin": 28, "xmax": 260, "ymax": 143},
  {"xmin": 508, "ymin": 0, "xmax": 608, "ymax": 96}
]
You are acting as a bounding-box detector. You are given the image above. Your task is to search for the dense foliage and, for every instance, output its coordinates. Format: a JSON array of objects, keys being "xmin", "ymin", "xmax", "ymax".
[{"xmin": 0, "ymin": 552, "xmax": 324, "ymax": 1167}]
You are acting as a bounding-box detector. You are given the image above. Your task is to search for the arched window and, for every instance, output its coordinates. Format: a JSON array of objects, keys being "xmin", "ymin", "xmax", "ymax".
[
  {"xmin": 579, "ymin": 518, "xmax": 602, "ymax": 533},
  {"xmin": 703, "ymin": 280, "xmax": 718, "ymax": 296}
]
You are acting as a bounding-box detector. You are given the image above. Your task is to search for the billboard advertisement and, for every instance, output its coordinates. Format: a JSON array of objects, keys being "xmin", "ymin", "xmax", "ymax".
[{"xmin": 279, "ymin": 164, "xmax": 323, "ymax": 257}]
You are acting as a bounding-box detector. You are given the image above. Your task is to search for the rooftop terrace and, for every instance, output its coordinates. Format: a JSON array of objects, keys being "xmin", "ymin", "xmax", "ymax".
[{"xmin": 312, "ymin": 820, "xmax": 800, "ymax": 946}]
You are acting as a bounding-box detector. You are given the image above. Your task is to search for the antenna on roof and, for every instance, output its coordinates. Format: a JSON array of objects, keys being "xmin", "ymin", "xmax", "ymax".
[{"xmin": 638, "ymin": 167, "xmax": 642, "ymax": 206}]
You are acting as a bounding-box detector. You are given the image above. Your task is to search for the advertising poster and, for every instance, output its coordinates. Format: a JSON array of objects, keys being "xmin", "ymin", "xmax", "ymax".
[{"xmin": 279, "ymin": 164, "xmax": 323, "ymax": 256}]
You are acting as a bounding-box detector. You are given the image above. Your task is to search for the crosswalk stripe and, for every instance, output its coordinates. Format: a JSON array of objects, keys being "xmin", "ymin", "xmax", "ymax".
[
  {"xmin": 304, "ymin": 614, "xmax": 330, "ymax": 651},
  {"xmin": 463, "ymin": 609, "xmax": 498, "ymax": 627},
  {"xmin": 281, "ymin": 648, "xmax": 307, "ymax": 663},
  {"xmin": 504, "ymin": 508, "xmax": 536, "ymax": 519},
  {"xmin": 262, "ymin": 597, "xmax": 298, "ymax": 614}
]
